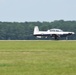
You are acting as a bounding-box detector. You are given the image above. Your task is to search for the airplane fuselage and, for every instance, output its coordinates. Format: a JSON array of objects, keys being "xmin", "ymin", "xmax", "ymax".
[{"xmin": 33, "ymin": 26, "xmax": 75, "ymax": 40}]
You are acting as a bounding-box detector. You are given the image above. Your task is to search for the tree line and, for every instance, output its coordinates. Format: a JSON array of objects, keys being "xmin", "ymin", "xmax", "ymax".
[{"xmin": 0, "ymin": 20, "xmax": 76, "ymax": 40}]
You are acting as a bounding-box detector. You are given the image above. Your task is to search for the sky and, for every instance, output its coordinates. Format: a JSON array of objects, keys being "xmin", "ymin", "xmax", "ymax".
[{"xmin": 0, "ymin": 0, "xmax": 76, "ymax": 22}]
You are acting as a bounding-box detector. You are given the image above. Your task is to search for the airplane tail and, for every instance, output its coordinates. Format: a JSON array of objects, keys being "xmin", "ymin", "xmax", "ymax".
[{"xmin": 33, "ymin": 26, "xmax": 39, "ymax": 35}]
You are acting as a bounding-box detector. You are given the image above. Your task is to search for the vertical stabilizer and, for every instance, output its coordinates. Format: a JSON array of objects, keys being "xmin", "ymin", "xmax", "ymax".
[{"xmin": 34, "ymin": 26, "xmax": 39, "ymax": 35}]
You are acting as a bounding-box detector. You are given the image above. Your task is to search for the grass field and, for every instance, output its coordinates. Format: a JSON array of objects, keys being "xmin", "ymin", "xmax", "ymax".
[{"xmin": 0, "ymin": 40, "xmax": 76, "ymax": 75}]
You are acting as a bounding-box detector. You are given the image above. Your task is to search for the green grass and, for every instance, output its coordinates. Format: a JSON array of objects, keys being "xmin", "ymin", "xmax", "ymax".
[{"xmin": 0, "ymin": 40, "xmax": 76, "ymax": 75}]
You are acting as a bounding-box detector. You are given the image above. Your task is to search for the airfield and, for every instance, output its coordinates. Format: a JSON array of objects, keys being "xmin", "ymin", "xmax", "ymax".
[{"xmin": 0, "ymin": 40, "xmax": 76, "ymax": 75}]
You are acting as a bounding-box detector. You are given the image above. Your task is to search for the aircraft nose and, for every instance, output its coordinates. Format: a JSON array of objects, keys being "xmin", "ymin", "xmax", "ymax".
[
  {"xmin": 68, "ymin": 32, "xmax": 75, "ymax": 35},
  {"xmin": 71, "ymin": 32, "xmax": 75, "ymax": 34}
]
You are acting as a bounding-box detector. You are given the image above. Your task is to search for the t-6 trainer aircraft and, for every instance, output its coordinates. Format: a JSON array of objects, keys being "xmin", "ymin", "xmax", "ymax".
[{"xmin": 33, "ymin": 26, "xmax": 75, "ymax": 40}]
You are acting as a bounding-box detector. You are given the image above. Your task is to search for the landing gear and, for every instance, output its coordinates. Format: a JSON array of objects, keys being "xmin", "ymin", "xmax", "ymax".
[
  {"xmin": 66, "ymin": 36, "xmax": 68, "ymax": 40},
  {"xmin": 52, "ymin": 34, "xmax": 59, "ymax": 40},
  {"xmin": 54, "ymin": 36, "xmax": 58, "ymax": 40}
]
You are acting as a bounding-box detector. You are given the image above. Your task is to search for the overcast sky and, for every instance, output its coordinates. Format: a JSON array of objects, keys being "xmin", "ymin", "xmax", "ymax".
[{"xmin": 0, "ymin": 0, "xmax": 76, "ymax": 22}]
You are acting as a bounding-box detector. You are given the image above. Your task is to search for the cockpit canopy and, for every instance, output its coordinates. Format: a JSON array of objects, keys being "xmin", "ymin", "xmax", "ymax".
[{"xmin": 49, "ymin": 29, "xmax": 63, "ymax": 32}]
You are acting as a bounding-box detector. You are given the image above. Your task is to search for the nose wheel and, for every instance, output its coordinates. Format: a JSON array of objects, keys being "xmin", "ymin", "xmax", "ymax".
[{"xmin": 66, "ymin": 36, "xmax": 68, "ymax": 40}]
